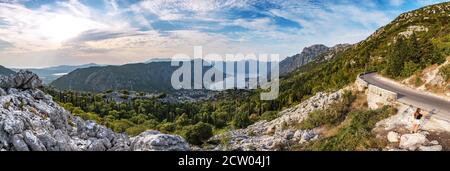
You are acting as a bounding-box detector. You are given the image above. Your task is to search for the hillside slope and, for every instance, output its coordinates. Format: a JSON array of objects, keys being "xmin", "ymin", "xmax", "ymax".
[
  {"xmin": 401, "ymin": 56, "xmax": 450, "ymax": 97},
  {"xmin": 51, "ymin": 62, "xmax": 183, "ymax": 92},
  {"xmin": 0, "ymin": 65, "xmax": 15, "ymax": 76}
]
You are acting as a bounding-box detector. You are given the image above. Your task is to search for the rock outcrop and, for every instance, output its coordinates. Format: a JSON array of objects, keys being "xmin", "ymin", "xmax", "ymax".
[
  {"xmin": 0, "ymin": 70, "xmax": 42, "ymax": 90},
  {"xmin": 382, "ymin": 130, "xmax": 444, "ymax": 151},
  {"xmin": 376, "ymin": 103, "xmax": 450, "ymax": 133},
  {"xmin": 0, "ymin": 71, "xmax": 189, "ymax": 151},
  {"xmin": 131, "ymin": 130, "xmax": 189, "ymax": 151},
  {"xmin": 375, "ymin": 104, "xmax": 448, "ymax": 151},
  {"xmin": 208, "ymin": 90, "xmax": 344, "ymax": 151}
]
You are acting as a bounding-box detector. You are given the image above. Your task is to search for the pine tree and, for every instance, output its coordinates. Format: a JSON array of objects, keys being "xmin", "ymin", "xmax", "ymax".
[{"xmin": 386, "ymin": 37, "xmax": 407, "ymax": 77}]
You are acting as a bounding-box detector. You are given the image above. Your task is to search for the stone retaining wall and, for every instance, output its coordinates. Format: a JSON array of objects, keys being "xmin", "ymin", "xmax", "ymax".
[
  {"xmin": 356, "ymin": 73, "xmax": 398, "ymax": 109},
  {"xmin": 367, "ymin": 85, "xmax": 398, "ymax": 109},
  {"xmin": 355, "ymin": 74, "xmax": 369, "ymax": 91}
]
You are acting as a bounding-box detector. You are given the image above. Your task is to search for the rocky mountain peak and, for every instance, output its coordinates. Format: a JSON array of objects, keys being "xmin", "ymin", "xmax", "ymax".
[
  {"xmin": 279, "ymin": 44, "xmax": 330, "ymax": 76},
  {"xmin": 300, "ymin": 44, "xmax": 330, "ymax": 58},
  {"xmin": 279, "ymin": 44, "xmax": 352, "ymax": 76},
  {"xmin": 0, "ymin": 71, "xmax": 189, "ymax": 151}
]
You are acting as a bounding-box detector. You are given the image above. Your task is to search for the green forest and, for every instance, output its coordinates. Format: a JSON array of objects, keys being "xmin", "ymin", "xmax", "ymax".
[{"xmin": 44, "ymin": 88, "xmax": 281, "ymax": 145}]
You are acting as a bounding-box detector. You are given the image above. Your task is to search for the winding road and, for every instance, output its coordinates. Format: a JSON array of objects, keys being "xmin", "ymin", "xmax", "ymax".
[{"xmin": 360, "ymin": 73, "xmax": 450, "ymax": 119}]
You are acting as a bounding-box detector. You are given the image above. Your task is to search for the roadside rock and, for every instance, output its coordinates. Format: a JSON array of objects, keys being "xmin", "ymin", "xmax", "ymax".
[
  {"xmin": 376, "ymin": 103, "xmax": 450, "ymax": 133},
  {"xmin": 430, "ymin": 140, "xmax": 439, "ymax": 145},
  {"xmin": 387, "ymin": 131, "xmax": 400, "ymax": 143},
  {"xmin": 384, "ymin": 147, "xmax": 408, "ymax": 151},
  {"xmin": 399, "ymin": 133, "xmax": 427, "ymax": 151},
  {"xmin": 418, "ymin": 145, "xmax": 442, "ymax": 151}
]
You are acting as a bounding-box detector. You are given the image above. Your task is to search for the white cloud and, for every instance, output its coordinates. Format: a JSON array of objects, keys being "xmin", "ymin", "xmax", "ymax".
[
  {"xmin": 232, "ymin": 18, "xmax": 275, "ymax": 31},
  {"xmin": 390, "ymin": 0, "xmax": 404, "ymax": 6},
  {"xmin": 267, "ymin": 3, "xmax": 391, "ymax": 44},
  {"xmin": 131, "ymin": 0, "xmax": 249, "ymax": 21},
  {"xmin": 330, "ymin": 5, "xmax": 391, "ymax": 27},
  {"xmin": 56, "ymin": 0, "xmax": 92, "ymax": 18},
  {"xmin": 104, "ymin": 0, "xmax": 119, "ymax": 15}
]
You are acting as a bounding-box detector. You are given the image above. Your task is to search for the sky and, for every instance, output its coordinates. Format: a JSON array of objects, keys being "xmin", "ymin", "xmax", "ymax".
[{"xmin": 0, "ymin": 0, "xmax": 448, "ymax": 68}]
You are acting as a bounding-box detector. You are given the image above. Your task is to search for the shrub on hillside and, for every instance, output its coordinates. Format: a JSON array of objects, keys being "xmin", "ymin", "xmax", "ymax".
[
  {"xmin": 109, "ymin": 119, "xmax": 135, "ymax": 133},
  {"xmin": 260, "ymin": 111, "xmax": 279, "ymax": 122},
  {"xmin": 440, "ymin": 64, "xmax": 450, "ymax": 81},
  {"xmin": 183, "ymin": 122, "xmax": 213, "ymax": 145},
  {"xmin": 159, "ymin": 122, "xmax": 176, "ymax": 133}
]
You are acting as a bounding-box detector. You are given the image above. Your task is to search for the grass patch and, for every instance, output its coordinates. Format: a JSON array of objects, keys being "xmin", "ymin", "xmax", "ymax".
[
  {"xmin": 213, "ymin": 127, "xmax": 230, "ymax": 135},
  {"xmin": 415, "ymin": 76, "xmax": 424, "ymax": 87},
  {"xmin": 440, "ymin": 64, "xmax": 450, "ymax": 81},
  {"xmin": 297, "ymin": 91, "xmax": 356, "ymax": 130},
  {"xmin": 302, "ymin": 106, "xmax": 397, "ymax": 151}
]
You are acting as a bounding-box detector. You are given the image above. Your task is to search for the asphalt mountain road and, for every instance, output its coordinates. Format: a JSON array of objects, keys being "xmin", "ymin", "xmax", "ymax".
[{"xmin": 360, "ymin": 73, "xmax": 450, "ymax": 118}]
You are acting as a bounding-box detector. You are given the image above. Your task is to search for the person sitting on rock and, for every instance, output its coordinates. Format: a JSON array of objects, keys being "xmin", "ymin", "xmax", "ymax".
[{"xmin": 411, "ymin": 108, "xmax": 424, "ymax": 133}]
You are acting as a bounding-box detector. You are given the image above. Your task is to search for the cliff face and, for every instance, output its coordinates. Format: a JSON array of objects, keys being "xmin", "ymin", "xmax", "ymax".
[
  {"xmin": 0, "ymin": 71, "xmax": 189, "ymax": 151},
  {"xmin": 279, "ymin": 44, "xmax": 330, "ymax": 76},
  {"xmin": 279, "ymin": 44, "xmax": 351, "ymax": 76}
]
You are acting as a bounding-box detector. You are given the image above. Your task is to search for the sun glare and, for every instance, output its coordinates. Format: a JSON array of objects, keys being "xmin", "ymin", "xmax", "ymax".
[{"xmin": 37, "ymin": 15, "xmax": 101, "ymax": 43}]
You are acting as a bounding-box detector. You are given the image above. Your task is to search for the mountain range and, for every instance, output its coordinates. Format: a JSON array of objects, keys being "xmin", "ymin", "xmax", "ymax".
[
  {"xmin": 50, "ymin": 60, "xmax": 224, "ymax": 92},
  {"xmin": 0, "ymin": 65, "xmax": 15, "ymax": 76},
  {"xmin": 50, "ymin": 59, "xmax": 279, "ymax": 92},
  {"xmin": 49, "ymin": 46, "xmax": 335, "ymax": 93},
  {"xmin": 13, "ymin": 63, "xmax": 99, "ymax": 84}
]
